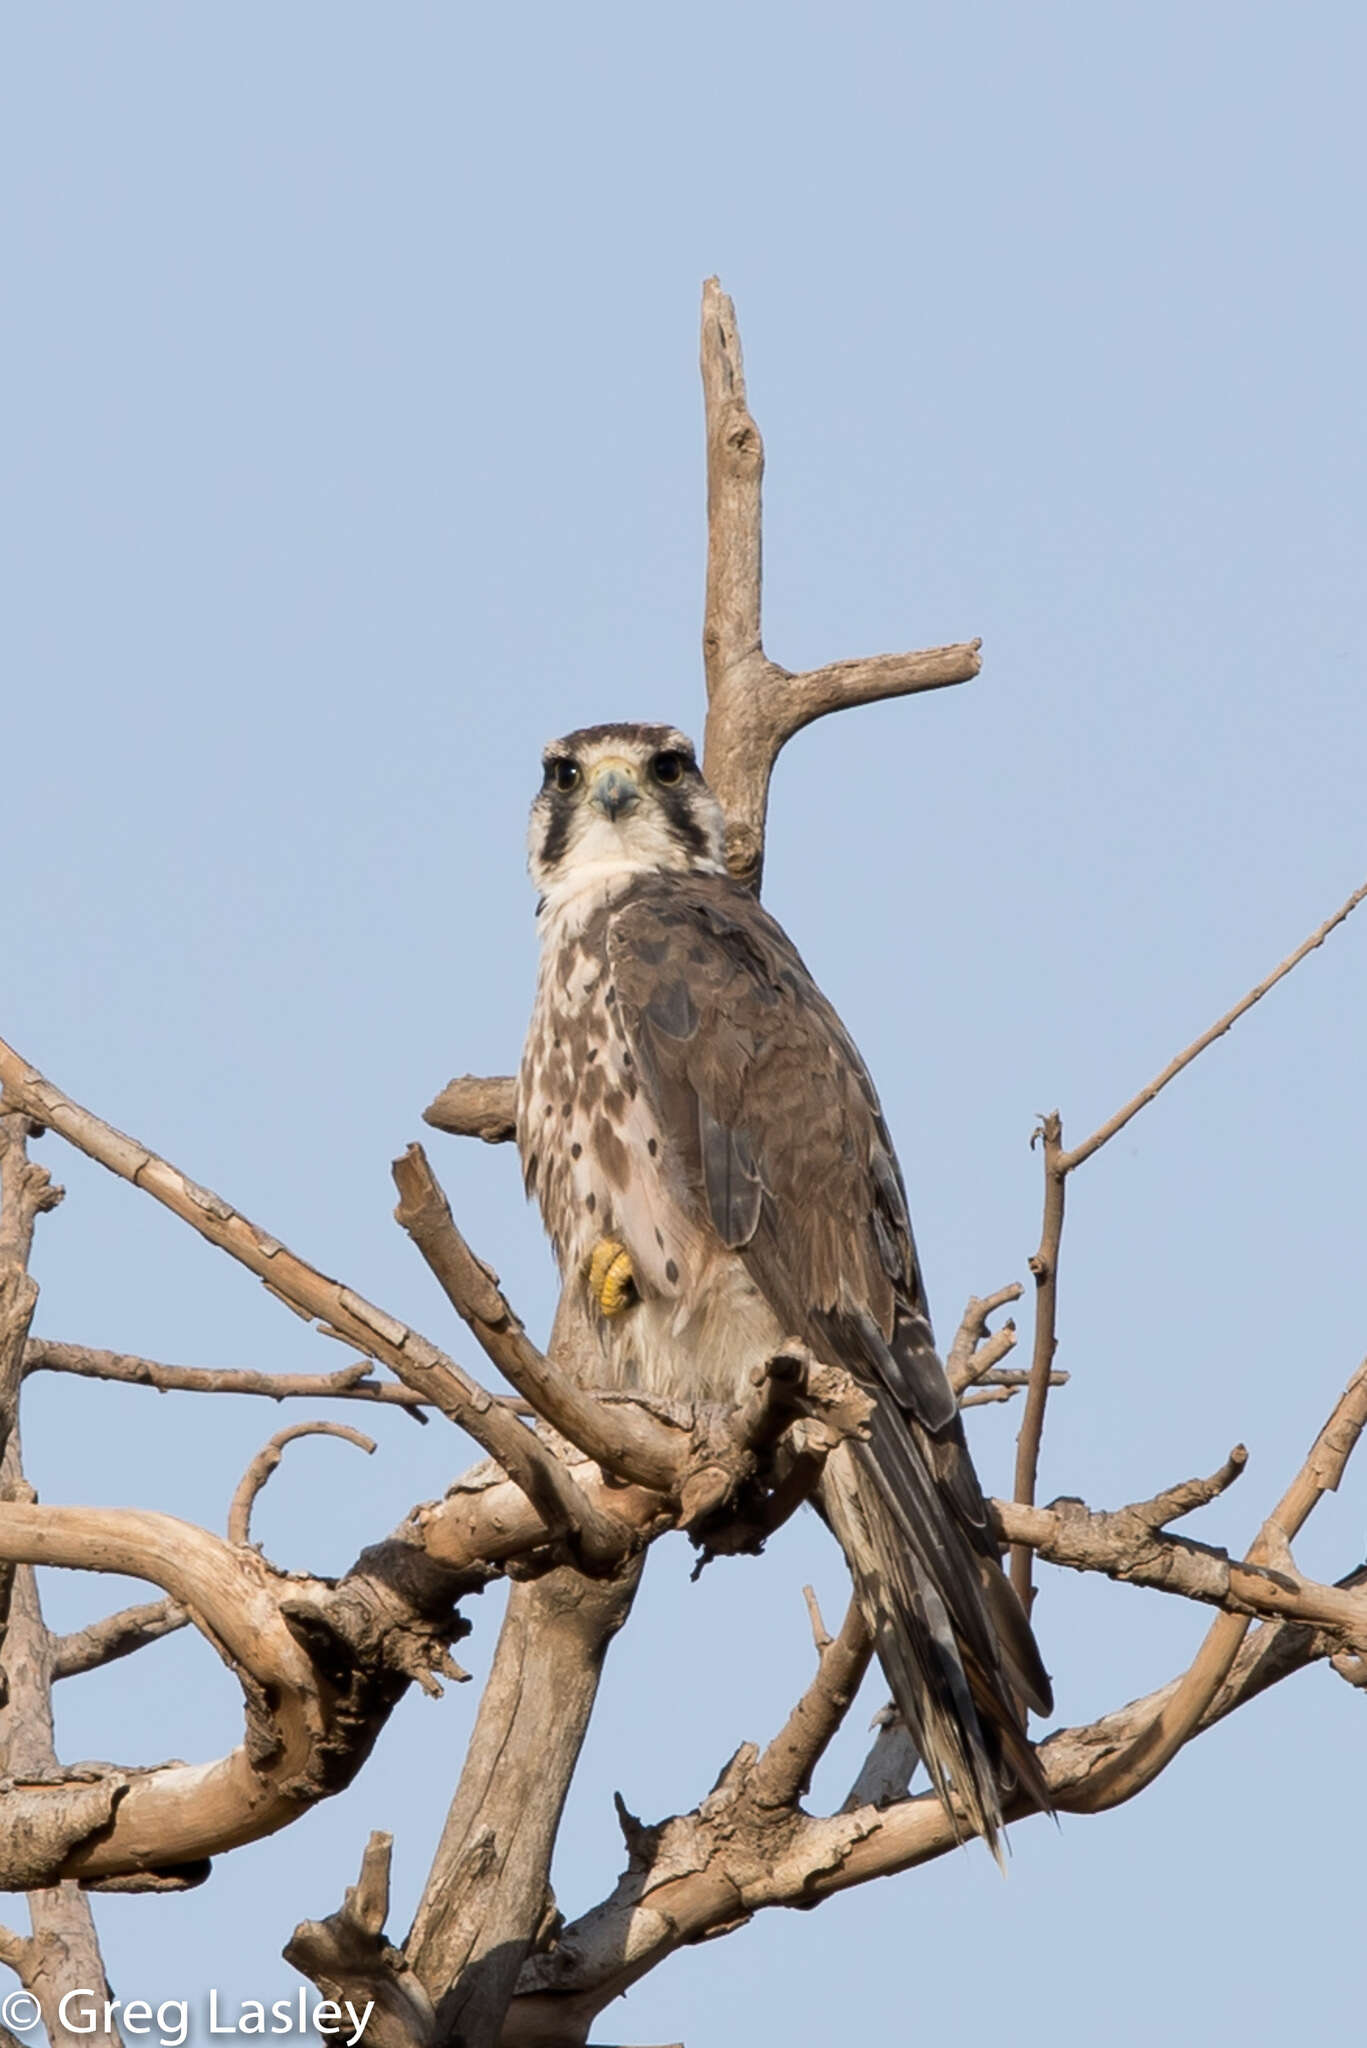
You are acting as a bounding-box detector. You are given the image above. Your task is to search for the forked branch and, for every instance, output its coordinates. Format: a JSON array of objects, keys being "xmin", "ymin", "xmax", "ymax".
[
  {"xmin": 0, "ymin": 1038, "xmax": 615, "ymax": 1556},
  {"xmin": 1059, "ymin": 1354, "xmax": 1367, "ymax": 1811},
  {"xmin": 698, "ymin": 276, "xmax": 980, "ymax": 891},
  {"xmin": 1011, "ymin": 876, "xmax": 1367, "ymax": 1606}
]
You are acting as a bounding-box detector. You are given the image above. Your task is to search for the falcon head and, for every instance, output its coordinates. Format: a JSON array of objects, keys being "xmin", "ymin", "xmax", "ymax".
[{"xmin": 529, "ymin": 723, "xmax": 726, "ymax": 898}]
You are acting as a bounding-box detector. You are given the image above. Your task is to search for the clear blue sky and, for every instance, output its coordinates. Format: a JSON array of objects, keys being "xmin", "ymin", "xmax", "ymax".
[{"xmin": 5, "ymin": 6, "xmax": 1364, "ymax": 2043}]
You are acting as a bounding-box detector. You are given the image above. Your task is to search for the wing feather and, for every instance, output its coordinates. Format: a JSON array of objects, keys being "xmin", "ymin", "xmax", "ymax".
[{"xmin": 606, "ymin": 873, "xmax": 1053, "ymax": 1836}]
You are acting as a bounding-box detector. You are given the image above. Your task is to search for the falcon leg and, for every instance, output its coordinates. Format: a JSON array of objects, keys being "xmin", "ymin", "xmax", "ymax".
[{"xmin": 586, "ymin": 1237, "xmax": 637, "ymax": 1317}]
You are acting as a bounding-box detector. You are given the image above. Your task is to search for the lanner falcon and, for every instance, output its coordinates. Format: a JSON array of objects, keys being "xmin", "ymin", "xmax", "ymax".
[{"xmin": 518, "ymin": 722, "xmax": 1052, "ymax": 1849}]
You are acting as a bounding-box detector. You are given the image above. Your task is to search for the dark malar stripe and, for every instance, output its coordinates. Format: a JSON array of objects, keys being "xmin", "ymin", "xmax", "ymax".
[
  {"xmin": 656, "ymin": 782, "xmax": 710, "ymax": 859},
  {"xmin": 538, "ymin": 792, "xmax": 576, "ymax": 870}
]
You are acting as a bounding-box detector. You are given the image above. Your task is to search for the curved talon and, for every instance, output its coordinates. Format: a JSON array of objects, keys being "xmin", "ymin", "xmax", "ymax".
[{"xmin": 586, "ymin": 1237, "xmax": 637, "ymax": 1317}]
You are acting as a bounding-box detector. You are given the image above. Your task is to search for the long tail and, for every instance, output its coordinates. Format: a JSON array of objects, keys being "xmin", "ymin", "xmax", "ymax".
[{"xmin": 820, "ymin": 1409, "xmax": 1052, "ymax": 1856}]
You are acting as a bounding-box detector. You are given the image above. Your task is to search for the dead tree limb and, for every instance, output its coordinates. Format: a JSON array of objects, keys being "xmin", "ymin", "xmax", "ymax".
[
  {"xmin": 1010, "ymin": 875, "xmax": 1367, "ymax": 1607},
  {"xmin": 286, "ymin": 1833, "xmax": 436, "ymax": 2048},
  {"xmin": 0, "ymin": 1490, "xmax": 463, "ymax": 1886},
  {"xmin": 499, "ymin": 1588, "xmax": 1349, "ymax": 2047},
  {"xmin": 1058, "ymin": 1354, "xmax": 1367, "ymax": 1811},
  {"xmin": 0, "ymin": 1554, "xmax": 123, "ymax": 2046},
  {"xmin": 0, "ymin": 1114, "xmax": 62, "ymax": 1472},
  {"xmin": 422, "ymin": 1077, "xmax": 518, "ymax": 1145},
  {"xmin": 50, "ymin": 1598, "xmax": 188, "ymax": 1680},
  {"xmin": 698, "ymin": 276, "xmax": 980, "ymax": 892},
  {"xmin": 392, "ymin": 1144, "xmax": 683, "ymax": 1508},
  {"xmin": 406, "ymin": 1567, "xmax": 640, "ymax": 2048},
  {"xmin": 0, "ymin": 1037, "xmax": 625, "ymax": 1549},
  {"xmin": 25, "ymin": 1340, "xmax": 432, "ymax": 1414},
  {"xmin": 1061, "ymin": 877, "xmax": 1367, "ymax": 1174}
]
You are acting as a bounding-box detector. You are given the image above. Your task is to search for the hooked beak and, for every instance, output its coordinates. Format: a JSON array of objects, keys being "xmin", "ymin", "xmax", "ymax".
[{"xmin": 588, "ymin": 757, "xmax": 640, "ymax": 821}]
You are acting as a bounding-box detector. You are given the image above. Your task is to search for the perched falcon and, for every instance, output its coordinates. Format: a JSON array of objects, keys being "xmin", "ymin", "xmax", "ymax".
[{"xmin": 518, "ymin": 721, "xmax": 1052, "ymax": 1849}]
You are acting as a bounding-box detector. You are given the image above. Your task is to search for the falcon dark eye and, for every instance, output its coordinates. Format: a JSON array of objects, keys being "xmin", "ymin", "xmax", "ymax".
[
  {"xmin": 549, "ymin": 758, "xmax": 580, "ymax": 793},
  {"xmin": 652, "ymin": 750, "xmax": 685, "ymax": 786}
]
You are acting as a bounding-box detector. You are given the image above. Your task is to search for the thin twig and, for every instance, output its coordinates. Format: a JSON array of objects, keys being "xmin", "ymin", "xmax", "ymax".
[
  {"xmin": 1010, "ymin": 1112, "xmax": 1065, "ymax": 1605},
  {"xmin": 961, "ymin": 1369, "xmax": 1068, "ymax": 1410},
  {"xmin": 802, "ymin": 1584, "xmax": 831, "ymax": 1652},
  {"xmin": 1010, "ymin": 877, "xmax": 1366, "ymax": 1611},
  {"xmin": 228, "ymin": 1421, "xmax": 377, "ymax": 1548},
  {"xmin": 1060, "ymin": 877, "xmax": 1367, "ymax": 1173},
  {"xmin": 25, "ymin": 1341, "xmax": 431, "ymax": 1414}
]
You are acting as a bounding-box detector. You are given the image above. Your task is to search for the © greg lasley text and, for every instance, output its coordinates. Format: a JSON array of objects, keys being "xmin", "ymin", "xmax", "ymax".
[{"xmin": 55, "ymin": 1989, "xmax": 375, "ymax": 2046}]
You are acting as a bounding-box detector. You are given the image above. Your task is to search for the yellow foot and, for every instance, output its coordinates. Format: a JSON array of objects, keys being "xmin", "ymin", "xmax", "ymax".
[{"xmin": 586, "ymin": 1237, "xmax": 637, "ymax": 1317}]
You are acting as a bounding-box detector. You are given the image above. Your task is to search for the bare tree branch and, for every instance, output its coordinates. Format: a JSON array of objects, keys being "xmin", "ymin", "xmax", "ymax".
[
  {"xmin": 286, "ymin": 1832, "xmax": 436, "ymax": 2048},
  {"xmin": 494, "ymin": 1345, "xmax": 1367, "ymax": 2046},
  {"xmin": 0, "ymin": 1121, "xmax": 117, "ymax": 2040},
  {"xmin": 392, "ymin": 1144, "xmax": 682, "ymax": 1513},
  {"xmin": 229, "ymin": 1422, "xmax": 378, "ymax": 1549},
  {"xmin": 501, "ymin": 1593, "xmax": 1346, "ymax": 2045},
  {"xmin": 1060, "ymin": 876, "xmax": 1367, "ymax": 1174},
  {"xmin": 1010, "ymin": 877, "xmax": 1367, "ymax": 1609},
  {"xmin": 392, "ymin": 1145, "xmax": 870, "ymax": 1563},
  {"xmin": 1329, "ymin": 1648, "xmax": 1367, "ymax": 1690},
  {"xmin": 0, "ymin": 1114, "xmax": 62, "ymax": 1472},
  {"xmin": 26, "ymin": 1340, "xmax": 432, "ymax": 1414},
  {"xmin": 749, "ymin": 1597, "xmax": 873, "ymax": 1809},
  {"xmin": 1010, "ymin": 1112, "xmax": 1065, "ymax": 1605},
  {"xmin": 407, "ymin": 1568, "xmax": 639, "ymax": 2048},
  {"xmin": 0, "ymin": 1497, "xmax": 397, "ymax": 1886},
  {"xmin": 0, "ymin": 1455, "xmax": 122, "ymax": 2041},
  {"xmin": 945, "ymin": 1282, "xmax": 1022, "ymax": 1394},
  {"xmin": 0, "ymin": 1037, "xmax": 615, "ymax": 1554},
  {"xmin": 3, "ymin": 279, "xmax": 1360, "ymax": 2048},
  {"xmin": 1057, "ymin": 1355, "xmax": 1367, "ymax": 1812},
  {"xmin": 697, "ymin": 277, "xmax": 980, "ymax": 891},
  {"xmin": 0, "ymin": 1923, "xmax": 37, "ymax": 1977},
  {"xmin": 996, "ymin": 1450, "xmax": 1361, "ymax": 1640},
  {"xmin": 422, "ymin": 1077, "xmax": 518, "ymax": 1146},
  {"xmin": 960, "ymin": 1368, "xmax": 1068, "ymax": 1410},
  {"xmin": 51, "ymin": 1597, "xmax": 188, "ymax": 1680}
]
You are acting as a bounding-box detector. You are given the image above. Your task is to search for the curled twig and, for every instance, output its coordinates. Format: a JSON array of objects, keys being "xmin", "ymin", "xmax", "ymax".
[{"xmin": 229, "ymin": 1421, "xmax": 377, "ymax": 1549}]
